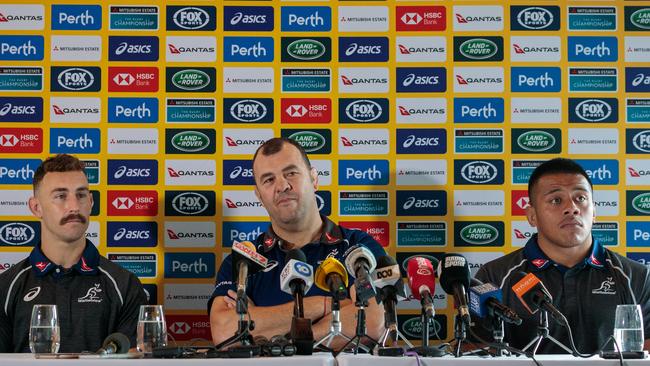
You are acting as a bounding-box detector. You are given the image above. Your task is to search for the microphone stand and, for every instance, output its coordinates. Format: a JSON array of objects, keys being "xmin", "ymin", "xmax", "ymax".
[
  {"xmin": 490, "ymin": 318, "xmax": 509, "ymax": 357},
  {"xmin": 522, "ymin": 310, "xmax": 572, "ymax": 355},
  {"xmin": 215, "ymin": 293, "xmax": 256, "ymax": 351},
  {"xmin": 453, "ymin": 313, "xmax": 467, "ymax": 357},
  {"xmin": 378, "ymin": 309, "xmax": 413, "ymax": 348},
  {"xmin": 338, "ymin": 294, "xmax": 378, "ymax": 355},
  {"xmin": 290, "ymin": 282, "xmax": 314, "ymax": 355},
  {"xmin": 314, "ymin": 297, "xmax": 354, "ymax": 354},
  {"xmin": 408, "ymin": 304, "xmax": 445, "ymax": 357}
]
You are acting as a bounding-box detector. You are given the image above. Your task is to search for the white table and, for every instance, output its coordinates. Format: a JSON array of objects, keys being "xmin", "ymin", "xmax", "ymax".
[
  {"xmin": 0, "ymin": 353, "xmax": 335, "ymax": 366},
  {"xmin": 337, "ymin": 353, "xmax": 650, "ymax": 366}
]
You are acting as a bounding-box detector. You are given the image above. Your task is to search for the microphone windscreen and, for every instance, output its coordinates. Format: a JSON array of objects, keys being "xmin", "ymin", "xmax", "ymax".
[
  {"xmin": 314, "ymin": 257, "xmax": 348, "ymax": 292},
  {"xmin": 376, "ymin": 255, "xmax": 397, "ymax": 268},
  {"xmin": 286, "ymin": 248, "xmax": 307, "ymax": 263},
  {"xmin": 438, "ymin": 254, "xmax": 471, "ymax": 295},
  {"xmin": 103, "ymin": 332, "xmax": 130, "ymax": 354},
  {"xmin": 406, "ymin": 256, "xmax": 436, "ymax": 300}
]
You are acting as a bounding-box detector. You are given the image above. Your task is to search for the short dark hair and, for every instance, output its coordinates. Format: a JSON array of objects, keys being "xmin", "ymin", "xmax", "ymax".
[
  {"xmin": 33, "ymin": 154, "xmax": 85, "ymax": 192},
  {"xmin": 528, "ymin": 158, "xmax": 593, "ymax": 201},
  {"xmin": 252, "ymin": 137, "xmax": 312, "ymax": 178}
]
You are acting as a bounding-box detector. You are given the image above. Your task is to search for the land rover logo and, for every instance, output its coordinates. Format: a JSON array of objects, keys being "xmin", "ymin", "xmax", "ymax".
[
  {"xmin": 460, "ymin": 223, "xmax": 498, "ymax": 245},
  {"xmin": 287, "ymin": 39, "xmax": 326, "ymax": 61},
  {"xmin": 288, "ymin": 131, "xmax": 326, "ymax": 153},
  {"xmin": 460, "ymin": 161, "xmax": 498, "ymax": 184},
  {"xmin": 633, "ymin": 130, "xmax": 650, "ymax": 153},
  {"xmin": 517, "ymin": 131, "xmax": 555, "ymax": 152},
  {"xmin": 631, "ymin": 8, "xmax": 650, "ymax": 30},
  {"xmin": 517, "ymin": 7, "xmax": 554, "ymax": 30},
  {"xmin": 173, "ymin": 7, "xmax": 210, "ymax": 30},
  {"xmin": 172, "ymin": 69, "xmax": 210, "ymax": 91},
  {"xmin": 0, "ymin": 222, "xmax": 35, "ymax": 246},
  {"xmin": 172, "ymin": 131, "xmax": 210, "ymax": 152},
  {"xmin": 575, "ymin": 99, "xmax": 611, "ymax": 122},
  {"xmin": 230, "ymin": 99, "xmax": 267, "ymax": 123},
  {"xmin": 459, "ymin": 39, "xmax": 498, "ymax": 60},
  {"xmin": 345, "ymin": 100, "xmax": 382, "ymax": 123},
  {"xmin": 172, "ymin": 192, "xmax": 209, "ymax": 215},
  {"xmin": 401, "ymin": 317, "xmax": 441, "ymax": 338},
  {"xmin": 632, "ymin": 192, "xmax": 650, "ymax": 214}
]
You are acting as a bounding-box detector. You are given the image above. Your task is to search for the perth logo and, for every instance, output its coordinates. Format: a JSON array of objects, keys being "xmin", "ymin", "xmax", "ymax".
[
  {"xmin": 78, "ymin": 283, "xmax": 103, "ymax": 303},
  {"xmin": 592, "ymin": 277, "xmax": 616, "ymax": 295}
]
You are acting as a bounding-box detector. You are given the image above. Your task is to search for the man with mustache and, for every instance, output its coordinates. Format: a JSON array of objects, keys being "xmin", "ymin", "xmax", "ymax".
[
  {"xmin": 0, "ymin": 154, "xmax": 147, "ymax": 352},
  {"xmin": 474, "ymin": 158, "xmax": 650, "ymax": 353},
  {"xmin": 209, "ymin": 138, "xmax": 386, "ymax": 349}
]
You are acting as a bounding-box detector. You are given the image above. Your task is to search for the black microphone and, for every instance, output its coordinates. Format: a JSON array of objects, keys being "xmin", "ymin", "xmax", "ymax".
[
  {"xmin": 469, "ymin": 278, "xmax": 522, "ymax": 325},
  {"xmin": 371, "ymin": 255, "xmax": 405, "ymax": 329},
  {"xmin": 438, "ymin": 254, "xmax": 471, "ymax": 325},
  {"xmin": 280, "ymin": 249, "xmax": 314, "ymax": 355},
  {"xmin": 97, "ymin": 332, "xmax": 130, "ymax": 355},
  {"xmin": 511, "ymin": 272, "xmax": 565, "ymax": 326}
]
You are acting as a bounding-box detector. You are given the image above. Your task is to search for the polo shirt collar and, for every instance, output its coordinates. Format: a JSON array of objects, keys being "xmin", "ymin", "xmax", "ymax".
[
  {"xmin": 29, "ymin": 240, "xmax": 100, "ymax": 277},
  {"xmin": 261, "ymin": 215, "xmax": 343, "ymax": 253},
  {"xmin": 523, "ymin": 234, "xmax": 605, "ymax": 272}
]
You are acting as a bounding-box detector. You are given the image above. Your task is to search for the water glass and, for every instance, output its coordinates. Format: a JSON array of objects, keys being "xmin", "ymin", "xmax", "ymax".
[
  {"xmin": 29, "ymin": 304, "xmax": 60, "ymax": 353},
  {"xmin": 613, "ymin": 304, "xmax": 644, "ymax": 352},
  {"xmin": 137, "ymin": 305, "xmax": 167, "ymax": 353}
]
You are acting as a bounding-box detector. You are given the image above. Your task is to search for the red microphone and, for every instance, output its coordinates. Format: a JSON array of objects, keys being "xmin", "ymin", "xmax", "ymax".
[{"xmin": 407, "ymin": 257, "xmax": 436, "ymax": 317}]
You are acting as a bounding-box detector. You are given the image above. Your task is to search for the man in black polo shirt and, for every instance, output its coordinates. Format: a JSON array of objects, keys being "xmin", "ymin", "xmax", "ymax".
[
  {"xmin": 209, "ymin": 138, "xmax": 386, "ymax": 348},
  {"xmin": 0, "ymin": 154, "xmax": 147, "ymax": 353},
  {"xmin": 475, "ymin": 158, "xmax": 650, "ymax": 353}
]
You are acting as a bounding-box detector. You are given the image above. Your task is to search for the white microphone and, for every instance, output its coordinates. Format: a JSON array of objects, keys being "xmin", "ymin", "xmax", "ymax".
[
  {"xmin": 344, "ymin": 246, "xmax": 378, "ymax": 303},
  {"xmin": 280, "ymin": 255, "xmax": 314, "ymax": 297}
]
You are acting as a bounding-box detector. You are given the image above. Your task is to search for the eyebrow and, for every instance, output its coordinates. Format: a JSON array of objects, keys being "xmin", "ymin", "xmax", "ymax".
[
  {"xmin": 542, "ymin": 186, "xmax": 590, "ymax": 196},
  {"xmin": 257, "ymin": 164, "xmax": 301, "ymax": 182},
  {"xmin": 50, "ymin": 187, "xmax": 89, "ymax": 194}
]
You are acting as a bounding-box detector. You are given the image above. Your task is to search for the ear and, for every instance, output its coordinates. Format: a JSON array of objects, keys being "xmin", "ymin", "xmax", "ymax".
[
  {"xmin": 88, "ymin": 191, "xmax": 94, "ymax": 211},
  {"xmin": 28, "ymin": 196, "xmax": 42, "ymax": 218},
  {"xmin": 525, "ymin": 203, "xmax": 536, "ymax": 227},
  {"xmin": 310, "ymin": 167, "xmax": 319, "ymax": 190}
]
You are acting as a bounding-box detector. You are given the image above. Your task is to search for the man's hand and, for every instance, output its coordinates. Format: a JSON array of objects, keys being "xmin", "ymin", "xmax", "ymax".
[{"xmin": 222, "ymin": 290, "xmax": 256, "ymax": 310}]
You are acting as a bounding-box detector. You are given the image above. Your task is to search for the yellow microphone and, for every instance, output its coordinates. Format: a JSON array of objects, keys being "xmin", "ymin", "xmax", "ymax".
[{"xmin": 314, "ymin": 257, "xmax": 349, "ymax": 300}]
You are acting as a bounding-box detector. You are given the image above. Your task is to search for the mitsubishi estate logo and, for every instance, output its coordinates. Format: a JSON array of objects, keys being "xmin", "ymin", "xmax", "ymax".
[
  {"xmin": 78, "ymin": 283, "xmax": 103, "ymax": 303},
  {"xmin": 592, "ymin": 277, "xmax": 616, "ymax": 295}
]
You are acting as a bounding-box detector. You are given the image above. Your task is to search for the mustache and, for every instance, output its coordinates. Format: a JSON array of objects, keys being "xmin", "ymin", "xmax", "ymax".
[
  {"xmin": 60, "ymin": 214, "xmax": 87, "ymax": 225},
  {"xmin": 274, "ymin": 192, "xmax": 297, "ymax": 203}
]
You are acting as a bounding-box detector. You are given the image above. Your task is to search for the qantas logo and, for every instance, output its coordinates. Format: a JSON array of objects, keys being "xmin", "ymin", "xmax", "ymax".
[
  {"xmin": 225, "ymin": 198, "xmax": 262, "ymax": 209},
  {"xmin": 629, "ymin": 167, "xmax": 650, "ymax": 177}
]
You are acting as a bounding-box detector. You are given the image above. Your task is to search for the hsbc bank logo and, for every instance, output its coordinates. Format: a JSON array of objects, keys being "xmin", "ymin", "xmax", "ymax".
[
  {"xmin": 396, "ymin": 98, "xmax": 447, "ymax": 124},
  {"xmin": 165, "ymin": 191, "xmax": 215, "ymax": 217},
  {"xmin": 108, "ymin": 191, "xmax": 158, "ymax": 216},
  {"xmin": 108, "ymin": 67, "xmax": 158, "ymax": 92},
  {"xmin": 223, "ymin": 190, "xmax": 266, "ymax": 217},
  {"xmin": 223, "ymin": 160, "xmax": 254, "ymax": 186},
  {"xmin": 511, "ymin": 190, "xmax": 530, "ymax": 216},
  {"xmin": 396, "ymin": 6, "xmax": 446, "ymax": 31},
  {"xmin": 281, "ymin": 98, "xmax": 330, "ymax": 123},
  {"xmin": 396, "ymin": 67, "xmax": 446, "ymax": 93},
  {"xmin": 0, "ymin": 128, "xmax": 42, "ymax": 153}
]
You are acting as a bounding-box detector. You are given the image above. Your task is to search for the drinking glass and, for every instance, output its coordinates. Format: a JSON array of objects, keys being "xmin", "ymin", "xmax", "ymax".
[
  {"xmin": 137, "ymin": 305, "xmax": 167, "ymax": 353},
  {"xmin": 29, "ymin": 304, "xmax": 60, "ymax": 353},
  {"xmin": 613, "ymin": 304, "xmax": 644, "ymax": 352}
]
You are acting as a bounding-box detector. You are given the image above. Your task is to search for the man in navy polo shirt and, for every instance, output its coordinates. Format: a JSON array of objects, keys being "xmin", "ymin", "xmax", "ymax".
[
  {"xmin": 475, "ymin": 158, "xmax": 650, "ymax": 353},
  {"xmin": 0, "ymin": 154, "xmax": 147, "ymax": 352},
  {"xmin": 209, "ymin": 138, "xmax": 386, "ymax": 348}
]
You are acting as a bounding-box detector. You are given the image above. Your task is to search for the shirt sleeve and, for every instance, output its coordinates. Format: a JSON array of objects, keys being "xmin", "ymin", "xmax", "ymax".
[
  {"xmin": 0, "ymin": 305, "xmax": 12, "ymax": 353},
  {"xmin": 638, "ymin": 267, "xmax": 650, "ymax": 339},
  {"xmin": 114, "ymin": 273, "xmax": 148, "ymax": 347},
  {"xmin": 207, "ymin": 254, "xmax": 237, "ymax": 314},
  {"xmin": 349, "ymin": 230, "xmax": 387, "ymax": 260}
]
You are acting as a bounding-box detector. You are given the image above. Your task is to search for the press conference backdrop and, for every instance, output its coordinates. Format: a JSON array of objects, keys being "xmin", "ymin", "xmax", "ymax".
[{"xmin": 0, "ymin": 0, "xmax": 649, "ymax": 344}]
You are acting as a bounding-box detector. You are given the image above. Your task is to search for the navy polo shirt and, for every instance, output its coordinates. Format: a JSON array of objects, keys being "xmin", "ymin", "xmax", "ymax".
[
  {"xmin": 475, "ymin": 234, "xmax": 650, "ymax": 354},
  {"xmin": 0, "ymin": 240, "xmax": 147, "ymax": 353},
  {"xmin": 209, "ymin": 216, "xmax": 386, "ymax": 311}
]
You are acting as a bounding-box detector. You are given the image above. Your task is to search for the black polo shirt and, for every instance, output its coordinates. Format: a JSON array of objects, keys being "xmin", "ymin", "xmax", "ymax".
[
  {"xmin": 209, "ymin": 215, "xmax": 386, "ymax": 312},
  {"xmin": 474, "ymin": 234, "xmax": 650, "ymax": 354},
  {"xmin": 0, "ymin": 240, "xmax": 147, "ymax": 353}
]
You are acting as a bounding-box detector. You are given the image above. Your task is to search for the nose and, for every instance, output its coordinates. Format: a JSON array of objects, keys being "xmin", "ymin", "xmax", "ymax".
[
  {"xmin": 275, "ymin": 176, "xmax": 292, "ymax": 193},
  {"xmin": 563, "ymin": 200, "xmax": 580, "ymax": 216},
  {"xmin": 65, "ymin": 195, "xmax": 81, "ymax": 213}
]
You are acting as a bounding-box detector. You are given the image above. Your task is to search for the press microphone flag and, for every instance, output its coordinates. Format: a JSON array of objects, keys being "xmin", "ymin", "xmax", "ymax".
[
  {"xmin": 407, "ymin": 256, "xmax": 436, "ymax": 318},
  {"xmin": 314, "ymin": 257, "xmax": 348, "ymax": 300},
  {"xmin": 511, "ymin": 272, "xmax": 565, "ymax": 326},
  {"xmin": 280, "ymin": 249, "xmax": 314, "ymax": 298},
  {"xmin": 232, "ymin": 241, "xmax": 268, "ymax": 299},
  {"xmin": 469, "ymin": 278, "xmax": 522, "ymax": 325}
]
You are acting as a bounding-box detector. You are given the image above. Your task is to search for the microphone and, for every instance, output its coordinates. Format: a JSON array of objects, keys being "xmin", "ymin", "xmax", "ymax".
[
  {"xmin": 279, "ymin": 249, "xmax": 314, "ymax": 355},
  {"xmin": 231, "ymin": 241, "xmax": 268, "ymax": 302},
  {"xmin": 438, "ymin": 254, "xmax": 471, "ymax": 325},
  {"xmin": 406, "ymin": 256, "xmax": 436, "ymax": 318},
  {"xmin": 97, "ymin": 332, "xmax": 130, "ymax": 355},
  {"xmin": 344, "ymin": 246, "xmax": 378, "ymax": 303},
  {"xmin": 314, "ymin": 257, "xmax": 349, "ymax": 300},
  {"xmin": 511, "ymin": 272, "xmax": 565, "ymax": 326},
  {"xmin": 469, "ymin": 278, "xmax": 522, "ymax": 325},
  {"xmin": 371, "ymin": 255, "xmax": 406, "ymax": 328}
]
